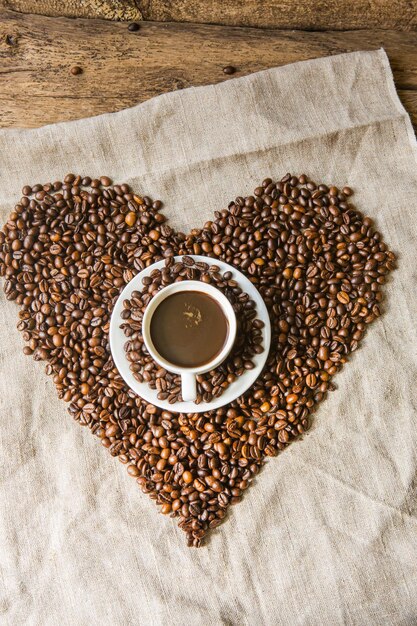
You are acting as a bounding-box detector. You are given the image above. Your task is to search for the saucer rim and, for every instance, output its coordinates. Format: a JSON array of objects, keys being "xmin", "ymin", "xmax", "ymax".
[{"xmin": 109, "ymin": 255, "xmax": 271, "ymax": 414}]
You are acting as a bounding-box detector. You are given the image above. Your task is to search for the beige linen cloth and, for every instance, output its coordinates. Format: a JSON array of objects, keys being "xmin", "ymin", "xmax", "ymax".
[{"xmin": 0, "ymin": 49, "xmax": 416, "ymax": 625}]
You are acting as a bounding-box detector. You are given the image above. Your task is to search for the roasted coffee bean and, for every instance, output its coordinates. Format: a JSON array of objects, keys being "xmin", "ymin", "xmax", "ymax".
[
  {"xmin": 128, "ymin": 22, "xmax": 140, "ymax": 32},
  {"xmin": 70, "ymin": 66, "xmax": 83, "ymax": 76},
  {"xmin": 0, "ymin": 173, "xmax": 395, "ymax": 548},
  {"xmin": 223, "ymin": 65, "xmax": 236, "ymax": 75}
]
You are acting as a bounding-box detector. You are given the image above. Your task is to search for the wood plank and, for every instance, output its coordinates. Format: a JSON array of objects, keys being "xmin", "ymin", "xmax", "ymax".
[
  {"xmin": 3, "ymin": 0, "xmax": 417, "ymax": 31},
  {"xmin": 2, "ymin": 0, "xmax": 142, "ymax": 21},
  {"xmin": 137, "ymin": 0, "xmax": 417, "ymax": 32},
  {"xmin": 0, "ymin": 9, "xmax": 416, "ymax": 129}
]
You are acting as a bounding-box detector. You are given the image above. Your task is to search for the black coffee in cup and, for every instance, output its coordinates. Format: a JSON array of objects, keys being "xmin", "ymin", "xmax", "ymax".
[{"xmin": 150, "ymin": 291, "xmax": 229, "ymax": 368}]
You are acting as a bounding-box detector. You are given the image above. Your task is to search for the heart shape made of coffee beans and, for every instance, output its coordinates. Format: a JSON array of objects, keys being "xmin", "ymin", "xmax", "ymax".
[{"xmin": 0, "ymin": 173, "xmax": 395, "ymax": 547}]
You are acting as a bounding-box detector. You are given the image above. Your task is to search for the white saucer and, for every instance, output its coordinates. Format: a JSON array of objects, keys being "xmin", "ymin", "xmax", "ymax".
[{"xmin": 109, "ymin": 255, "xmax": 271, "ymax": 413}]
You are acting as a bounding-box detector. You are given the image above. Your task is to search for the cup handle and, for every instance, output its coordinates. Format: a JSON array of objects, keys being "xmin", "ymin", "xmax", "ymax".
[{"xmin": 181, "ymin": 372, "xmax": 197, "ymax": 402}]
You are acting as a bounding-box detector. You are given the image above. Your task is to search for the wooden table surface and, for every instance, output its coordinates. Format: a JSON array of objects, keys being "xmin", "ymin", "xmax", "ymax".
[{"xmin": 0, "ymin": 6, "xmax": 416, "ymax": 129}]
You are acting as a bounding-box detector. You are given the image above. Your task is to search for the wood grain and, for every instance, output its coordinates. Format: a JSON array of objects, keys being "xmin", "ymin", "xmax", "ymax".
[
  {"xmin": 0, "ymin": 9, "xmax": 416, "ymax": 129},
  {"xmin": 3, "ymin": 0, "xmax": 142, "ymax": 20},
  {"xmin": 137, "ymin": 0, "xmax": 417, "ymax": 32},
  {"xmin": 3, "ymin": 0, "xmax": 417, "ymax": 31}
]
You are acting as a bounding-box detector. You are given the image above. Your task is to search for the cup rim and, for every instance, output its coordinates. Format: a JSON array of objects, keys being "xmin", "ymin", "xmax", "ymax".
[{"xmin": 142, "ymin": 280, "xmax": 237, "ymax": 374}]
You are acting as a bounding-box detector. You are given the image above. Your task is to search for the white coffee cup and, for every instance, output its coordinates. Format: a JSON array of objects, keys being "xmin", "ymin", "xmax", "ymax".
[{"xmin": 142, "ymin": 280, "xmax": 237, "ymax": 402}]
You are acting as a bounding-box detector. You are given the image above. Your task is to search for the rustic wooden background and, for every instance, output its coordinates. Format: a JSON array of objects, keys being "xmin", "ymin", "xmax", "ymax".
[{"xmin": 0, "ymin": 0, "xmax": 416, "ymax": 128}]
